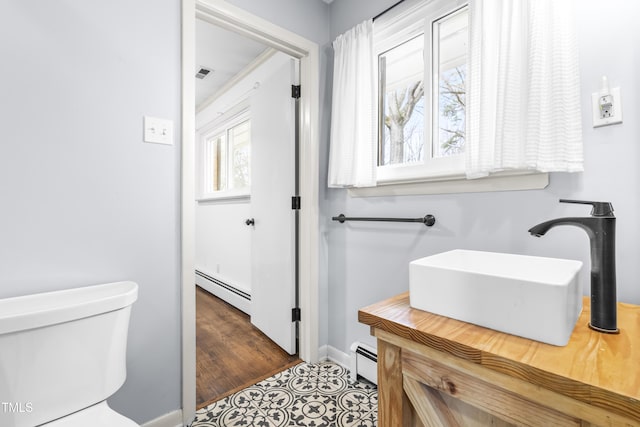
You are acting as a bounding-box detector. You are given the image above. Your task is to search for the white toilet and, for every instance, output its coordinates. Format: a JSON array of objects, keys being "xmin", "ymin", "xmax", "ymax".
[{"xmin": 0, "ymin": 281, "xmax": 140, "ymax": 427}]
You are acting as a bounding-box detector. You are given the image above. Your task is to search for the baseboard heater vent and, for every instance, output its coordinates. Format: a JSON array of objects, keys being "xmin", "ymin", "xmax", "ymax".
[
  {"xmin": 196, "ymin": 270, "xmax": 251, "ymax": 301},
  {"xmin": 195, "ymin": 270, "xmax": 252, "ymax": 314},
  {"xmin": 349, "ymin": 341, "xmax": 377, "ymax": 385}
]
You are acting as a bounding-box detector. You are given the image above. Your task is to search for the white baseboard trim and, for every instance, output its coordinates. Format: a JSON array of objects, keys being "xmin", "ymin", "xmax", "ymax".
[
  {"xmin": 321, "ymin": 344, "xmax": 378, "ymax": 385},
  {"xmin": 320, "ymin": 345, "xmax": 350, "ymax": 369},
  {"xmin": 317, "ymin": 344, "xmax": 328, "ymax": 361},
  {"xmin": 141, "ymin": 409, "xmax": 183, "ymax": 427}
]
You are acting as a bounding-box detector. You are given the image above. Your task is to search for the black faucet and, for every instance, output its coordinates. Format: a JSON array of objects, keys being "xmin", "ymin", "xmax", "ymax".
[{"xmin": 528, "ymin": 199, "xmax": 618, "ymax": 333}]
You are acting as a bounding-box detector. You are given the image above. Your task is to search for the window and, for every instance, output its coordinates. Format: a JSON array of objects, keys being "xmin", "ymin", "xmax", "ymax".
[
  {"xmin": 375, "ymin": 1, "xmax": 469, "ymax": 184},
  {"xmin": 199, "ymin": 110, "xmax": 251, "ymax": 200},
  {"xmin": 379, "ymin": 34, "xmax": 425, "ymax": 166},
  {"xmin": 332, "ymin": 0, "xmax": 556, "ymax": 196},
  {"xmin": 433, "ymin": 9, "xmax": 467, "ymax": 158}
]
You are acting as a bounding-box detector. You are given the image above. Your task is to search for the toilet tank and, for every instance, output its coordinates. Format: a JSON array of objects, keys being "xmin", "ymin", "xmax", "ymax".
[{"xmin": 0, "ymin": 281, "xmax": 138, "ymax": 427}]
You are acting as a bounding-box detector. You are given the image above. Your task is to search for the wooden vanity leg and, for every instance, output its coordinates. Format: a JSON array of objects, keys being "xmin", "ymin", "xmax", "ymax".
[{"xmin": 378, "ymin": 337, "xmax": 412, "ymax": 426}]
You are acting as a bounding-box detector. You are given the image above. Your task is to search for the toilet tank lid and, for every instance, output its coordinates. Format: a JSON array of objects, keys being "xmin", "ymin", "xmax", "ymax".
[{"xmin": 0, "ymin": 281, "xmax": 138, "ymax": 335}]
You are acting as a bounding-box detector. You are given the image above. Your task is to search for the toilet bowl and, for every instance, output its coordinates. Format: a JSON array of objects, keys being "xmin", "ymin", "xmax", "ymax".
[{"xmin": 0, "ymin": 281, "xmax": 139, "ymax": 427}]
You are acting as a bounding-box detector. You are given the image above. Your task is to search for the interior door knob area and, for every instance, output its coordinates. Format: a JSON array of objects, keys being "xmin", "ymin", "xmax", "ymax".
[{"xmin": 245, "ymin": 218, "xmax": 255, "ymax": 226}]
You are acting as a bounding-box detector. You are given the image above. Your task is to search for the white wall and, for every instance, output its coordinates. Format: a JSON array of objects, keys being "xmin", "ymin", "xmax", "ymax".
[
  {"xmin": 196, "ymin": 201, "xmax": 252, "ymax": 291},
  {"xmin": 0, "ymin": 1, "xmax": 181, "ymax": 424},
  {"xmin": 325, "ymin": 0, "xmax": 640, "ymax": 354}
]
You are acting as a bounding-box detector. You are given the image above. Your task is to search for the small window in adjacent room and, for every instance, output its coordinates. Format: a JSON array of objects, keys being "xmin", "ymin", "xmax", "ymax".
[
  {"xmin": 199, "ymin": 110, "xmax": 251, "ymax": 200},
  {"xmin": 376, "ymin": 2, "xmax": 469, "ymax": 184}
]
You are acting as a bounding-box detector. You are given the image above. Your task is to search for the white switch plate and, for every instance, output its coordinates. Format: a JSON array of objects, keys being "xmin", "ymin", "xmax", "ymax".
[
  {"xmin": 144, "ymin": 116, "xmax": 174, "ymax": 145},
  {"xmin": 592, "ymin": 87, "xmax": 622, "ymax": 128}
]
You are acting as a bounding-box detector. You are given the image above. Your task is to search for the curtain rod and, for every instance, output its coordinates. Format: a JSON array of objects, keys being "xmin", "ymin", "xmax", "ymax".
[{"xmin": 373, "ymin": 0, "xmax": 406, "ymax": 21}]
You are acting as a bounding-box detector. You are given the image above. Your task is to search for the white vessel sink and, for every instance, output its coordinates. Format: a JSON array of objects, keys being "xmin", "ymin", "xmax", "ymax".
[{"xmin": 409, "ymin": 250, "xmax": 583, "ymax": 346}]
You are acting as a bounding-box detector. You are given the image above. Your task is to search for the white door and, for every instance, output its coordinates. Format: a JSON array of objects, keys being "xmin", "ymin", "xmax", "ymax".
[{"xmin": 249, "ymin": 55, "xmax": 298, "ymax": 355}]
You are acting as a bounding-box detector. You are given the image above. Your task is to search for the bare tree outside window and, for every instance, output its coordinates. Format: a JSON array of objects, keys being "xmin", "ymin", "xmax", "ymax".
[
  {"xmin": 438, "ymin": 66, "xmax": 466, "ymax": 156},
  {"xmin": 433, "ymin": 8, "xmax": 468, "ymax": 159},
  {"xmin": 384, "ymin": 81, "xmax": 424, "ymax": 164},
  {"xmin": 377, "ymin": 6, "xmax": 468, "ymax": 170},
  {"xmin": 379, "ymin": 35, "xmax": 425, "ymax": 166}
]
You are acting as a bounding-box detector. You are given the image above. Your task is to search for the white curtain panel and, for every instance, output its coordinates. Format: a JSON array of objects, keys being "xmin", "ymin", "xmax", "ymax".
[
  {"xmin": 328, "ymin": 19, "xmax": 376, "ymax": 188},
  {"xmin": 466, "ymin": 0, "xmax": 583, "ymax": 179}
]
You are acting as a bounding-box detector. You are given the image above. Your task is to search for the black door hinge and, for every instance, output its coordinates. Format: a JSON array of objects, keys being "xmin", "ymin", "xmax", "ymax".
[
  {"xmin": 292, "ymin": 307, "xmax": 301, "ymax": 322},
  {"xmin": 291, "ymin": 85, "xmax": 301, "ymax": 99},
  {"xmin": 291, "ymin": 196, "xmax": 301, "ymax": 210}
]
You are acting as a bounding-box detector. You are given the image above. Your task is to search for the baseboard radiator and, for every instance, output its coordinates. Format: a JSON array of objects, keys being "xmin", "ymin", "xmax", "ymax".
[
  {"xmin": 195, "ymin": 270, "xmax": 251, "ymax": 315},
  {"xmin": 349, "ymin": 341, "xmax": 377, "ymax": 385}
]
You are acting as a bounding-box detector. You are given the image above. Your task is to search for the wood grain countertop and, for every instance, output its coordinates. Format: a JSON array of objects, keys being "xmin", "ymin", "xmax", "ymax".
[{"xmin": 359, "ymin": 293, "xmax": 640, "ymax": 421}]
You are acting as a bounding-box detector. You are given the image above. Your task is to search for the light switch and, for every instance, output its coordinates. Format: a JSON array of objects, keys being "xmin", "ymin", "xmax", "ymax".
[{"xmin": 144, "ymin": 116, "xmax": 174, "ymax": 145}]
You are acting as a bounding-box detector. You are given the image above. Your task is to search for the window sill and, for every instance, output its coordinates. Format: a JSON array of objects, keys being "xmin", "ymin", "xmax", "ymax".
[
  {"xmin": 348, "ymin": 172, "xmax": 549, "ymax": 197},
  {"xmin": 197, "ymin": 190, "xmax": 250, "ymax": 203}
]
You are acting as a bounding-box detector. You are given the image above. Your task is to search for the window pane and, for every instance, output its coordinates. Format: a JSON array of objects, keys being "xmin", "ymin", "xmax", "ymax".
[
  {"xmin": 203, "ymin": 138, "xmax": 213, "ymax": 193},
  {"xmin": 203, "ymin": 134, "xmax": 226, "ymax": 193},
  {"xmin": 433, "ymin": 7, "xmax": 468, "ymax": 158},
  {"xmin": 379, "ymin": 35, "xmax": 425, "ymax": 166},
  {"xmin": 215, "ymin": 134, "xmax": 227, "ymax": 191},
  {"xmin": 229, "ymin": 120, "xmax": 251, "ymax": 189}
]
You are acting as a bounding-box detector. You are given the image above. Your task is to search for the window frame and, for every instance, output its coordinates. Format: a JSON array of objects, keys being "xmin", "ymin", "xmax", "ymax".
[
  {"xmin": 374, "ymin": 0, "xmax": 468, "ymax": 186},
  {"xmin": 197, "ymin": 103, "xmax": 251, "ymax": 202},
  {"xmin": 362, "ymin": 0, "xmax": 548, "ymax": 196}
]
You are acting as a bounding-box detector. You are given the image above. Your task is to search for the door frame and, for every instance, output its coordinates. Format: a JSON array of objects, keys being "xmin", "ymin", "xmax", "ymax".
[{"xmin": 181, "ymin": 0, "xmax": 320, "ymax": 423}]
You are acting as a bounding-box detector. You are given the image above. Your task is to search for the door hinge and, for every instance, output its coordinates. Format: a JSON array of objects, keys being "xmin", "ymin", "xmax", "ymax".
[
  {"xmin": 291, "ymin": 85, "xmax": 301, "ymax": 99},
  {"xmin": 291, "ymin": 196, "xmax": 301, "ymax": 210},
  {"xmin": 291, "ymin": 307, "xmax": 301, "ymax": 322}
]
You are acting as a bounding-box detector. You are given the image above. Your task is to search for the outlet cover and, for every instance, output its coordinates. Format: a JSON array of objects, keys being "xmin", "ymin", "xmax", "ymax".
[
  {"xmin": 144, "ymin": 116, "xmax": 174, "ymax": 145},
  {"xmin": 592, "ymin": 87, "xmax": 622, "ymax": 128}
]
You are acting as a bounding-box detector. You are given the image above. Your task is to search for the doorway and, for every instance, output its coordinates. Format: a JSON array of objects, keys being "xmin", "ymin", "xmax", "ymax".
[
  {"xmin": 181, "ymin": 0, "xmax": 321, "ymax": 424},
  {"xmin": 194, "ymin": 18, "xmax": 299, "ymax": 354},
  {"xmin": 193, "ymin": 16, "xmax": 299, "ymax": 403}
]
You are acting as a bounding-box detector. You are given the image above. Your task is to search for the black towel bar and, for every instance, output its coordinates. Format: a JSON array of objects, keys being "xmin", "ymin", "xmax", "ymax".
[{"xmin": 331, "ymin": 214, "xmax": 435, "ymax": 227}]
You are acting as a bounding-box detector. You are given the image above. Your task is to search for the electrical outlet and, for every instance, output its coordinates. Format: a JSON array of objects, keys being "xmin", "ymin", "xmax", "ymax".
[
  {"xmin": 599, "ymin": 94, "xmax": 613, "ymax": 118},
  {"xmin": 592, "ymin": 87, "xmax": 622, "ymax": 128}
]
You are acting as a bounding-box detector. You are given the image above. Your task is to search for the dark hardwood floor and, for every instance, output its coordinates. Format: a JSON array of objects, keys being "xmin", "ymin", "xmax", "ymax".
[{"xmin": 196, "ymin": 286, "xmax": 301, "ymax": 409}]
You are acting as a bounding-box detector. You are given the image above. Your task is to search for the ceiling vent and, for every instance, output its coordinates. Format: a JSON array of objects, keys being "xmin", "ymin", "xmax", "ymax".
[{"xmin": 195, "ymin": 67, "xmax": 213, "ymax": 80}]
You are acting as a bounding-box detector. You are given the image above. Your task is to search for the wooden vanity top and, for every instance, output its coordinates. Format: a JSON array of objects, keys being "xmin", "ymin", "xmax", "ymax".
[{"xmin": 359, "ymin": 293, "xmax": 640, "ymax": 421}]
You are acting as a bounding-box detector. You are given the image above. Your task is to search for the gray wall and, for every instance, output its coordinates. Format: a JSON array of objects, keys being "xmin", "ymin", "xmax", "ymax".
[
  {"xmin": 0, "ymin": 1, "xmax": 181, "ymax": 423},
  {"xmin": 325, "ymin": 0, "xmax": 640, "ymax": 354},
  {"xmin": 227, "ymin": 0, "xmax": 329, "ymax": 45}
]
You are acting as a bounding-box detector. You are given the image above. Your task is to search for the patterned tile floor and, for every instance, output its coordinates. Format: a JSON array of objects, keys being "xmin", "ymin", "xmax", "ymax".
[{"xmin": 192, "ymin": 362, "xmax": 377, "ymax": 427}]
